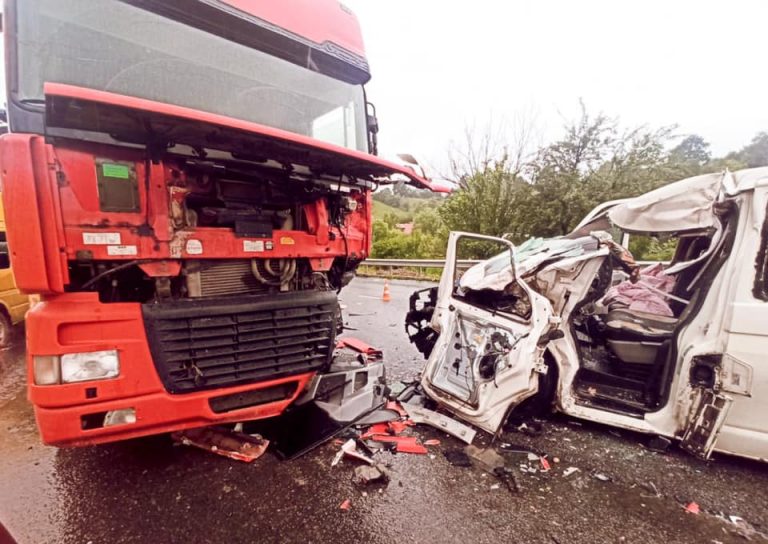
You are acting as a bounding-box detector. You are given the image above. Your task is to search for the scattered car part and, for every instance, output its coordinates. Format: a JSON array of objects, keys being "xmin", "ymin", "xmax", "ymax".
[
  {"xmin": 336, "ymin": 338, "xmax": 384, "ymax": 357},
  {"xmin": 355, "ymin": 408, "xmax": 401, "ymax": 425},
  {"xmin": 332, "ymin": 438, "xmax": 375, "ymax": 466},
  {"xmin": 493, "ymin": 466, "xmax": 521, "ymax": 493},
  {"xmin": 172, "ymin": 427, "xmax": 269, "ymax": 463},
  {"xmin": 405, "ymin": 287, "xmax": 439, "ymax": 358},
  {"xmin": 646, "ymin": 435, "xmax": 672, "ymax": 453},
  {"xmin": 248, "ymin": 399, "xmax": 384, "ymax": 460},
  {"xmin": 443, "ymin": 449, "xmax": 472, "ymax": 467},
  {"xmin": 353, "ymin": 464, "xmax": 389, "ymax": 486},
  {"xmin": 302, "ymin": 342, "xmax": 387, "ymax": 423},
  {"xmin": 465, "ymin": 445, "xmax": 506, "ymax": 473},
  {"xmin": 367, "ymin": 435, "xmax": 428, "ymax": 454},
  {"xmin": 403, "ymin": 405, "xmax": 477, "ymax": 445}
]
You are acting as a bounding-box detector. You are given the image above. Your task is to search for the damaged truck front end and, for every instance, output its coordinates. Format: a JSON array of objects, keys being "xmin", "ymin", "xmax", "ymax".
[
  {"xmin": 2, "ymin": 0, "xmax": 442, "ymax": 446},
  {"xmin": 409, "ymin": 168, "xmax": 768, "ymax": 462}
]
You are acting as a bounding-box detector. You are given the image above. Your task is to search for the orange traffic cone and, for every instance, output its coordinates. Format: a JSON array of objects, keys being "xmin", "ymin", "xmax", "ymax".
[{"xmin": 382, "ymin": 280, "xmax": 392, "ymax": 302}]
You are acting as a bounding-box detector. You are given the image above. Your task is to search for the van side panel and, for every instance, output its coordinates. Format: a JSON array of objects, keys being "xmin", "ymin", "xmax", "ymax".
[{"xmin": 717, "ymin": 188, "xmax": 768, "ymax": 459}]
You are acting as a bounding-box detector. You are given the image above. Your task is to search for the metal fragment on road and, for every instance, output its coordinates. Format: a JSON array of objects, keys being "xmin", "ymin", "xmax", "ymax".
[
  {"xmin": 332, "ymin": 439, "xmax": 375, "ymax": 466},
  {"xmin": 171, "ymin": 427, "xmax": 269, "ymax": 463},
  {"xmin": 402, "ymin": 405, "xmax": 477, "ymax": 444}
]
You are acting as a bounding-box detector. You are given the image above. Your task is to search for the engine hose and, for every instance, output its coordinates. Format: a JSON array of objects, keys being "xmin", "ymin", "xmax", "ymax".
[
  {"xmin": 280, "ymin": 259, "xmax": 297, "ymax": 285},
  {"xmin": 251, "ymin": 258, "xmax": 296, "ymax": 287}
]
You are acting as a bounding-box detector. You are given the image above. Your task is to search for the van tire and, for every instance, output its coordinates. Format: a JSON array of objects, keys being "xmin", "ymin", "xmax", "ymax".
[{"xmin": 0, "ymin": 311, "xmax": 12, "ymax": 348}]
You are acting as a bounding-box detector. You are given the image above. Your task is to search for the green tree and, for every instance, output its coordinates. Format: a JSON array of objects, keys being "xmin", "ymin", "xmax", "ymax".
[
  {"xmin": 519, "ymin": 105, "xmax": 677, "ymax": 238},
  {"xmin": 669, "ymin": 134, "xmax": 711, "ymax": 168},
  {"xmin": 730, "ymin": 132, "xmax": 768, "ymax": 168},
  {"xmin": 439, "ymin": 157, "xmax": 529, "ymax": 238}
]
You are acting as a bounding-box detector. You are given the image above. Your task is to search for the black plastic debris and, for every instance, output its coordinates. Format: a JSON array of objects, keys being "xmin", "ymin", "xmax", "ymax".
[
  {"xmin": 465, "ymin": 445, "xmax": 506, "ymax": 472},
  {"xmin": 493, "ymin": 466, "xmax": 521, "ymax": 493},
  {"xmin": 503, "ymin": 416, "xmax": 544, "ymax": 437},
  {"xmin": 647, "ymin": 435, "xmax": 672, "ymax": 453},
  {"xmin": 246, "ymin": 401, "xmax": 383, "ymax": 460},
  {"xmin": 444, "ymin": 449, "xmax": 472, "ymax": 467}
]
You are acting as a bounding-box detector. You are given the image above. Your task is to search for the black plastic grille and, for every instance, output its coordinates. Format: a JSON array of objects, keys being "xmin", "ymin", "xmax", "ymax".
[{"xmin": 143, "ymin": 291, "xmax": 337, "ymax": 393}]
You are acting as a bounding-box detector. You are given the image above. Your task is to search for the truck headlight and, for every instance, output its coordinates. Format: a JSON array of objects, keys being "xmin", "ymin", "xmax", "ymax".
[{"xmin": 61, "ymin": 350, "xmax": 120, "ymax": 383}]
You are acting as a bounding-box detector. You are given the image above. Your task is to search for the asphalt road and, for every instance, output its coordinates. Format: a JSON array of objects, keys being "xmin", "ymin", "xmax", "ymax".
[{"xmin": 1, "ymin": 277, "xmax": 767, "ymax": 544}]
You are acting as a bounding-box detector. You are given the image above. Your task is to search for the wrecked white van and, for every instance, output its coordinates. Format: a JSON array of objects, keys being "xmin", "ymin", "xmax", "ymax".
[{"xmin": 407, "ymin": 167, "xmax": 768, "ymax": 462}]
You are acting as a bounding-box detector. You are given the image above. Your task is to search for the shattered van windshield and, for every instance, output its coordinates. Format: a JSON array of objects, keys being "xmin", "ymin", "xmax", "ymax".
[{"xmin": 15, "ymin": 0, "xmax": 368, "ymax": 151}]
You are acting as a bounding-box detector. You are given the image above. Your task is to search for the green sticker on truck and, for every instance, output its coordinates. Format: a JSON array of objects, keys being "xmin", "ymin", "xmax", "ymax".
[{"xmin": 101, "ymin": 163, "xmax": 131, "ymax": 179}]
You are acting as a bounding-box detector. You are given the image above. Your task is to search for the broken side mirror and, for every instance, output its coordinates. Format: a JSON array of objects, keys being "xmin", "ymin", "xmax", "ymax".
[{"xmin": 396, "ymin": 153, "xmax": 428, "ymax": 180}]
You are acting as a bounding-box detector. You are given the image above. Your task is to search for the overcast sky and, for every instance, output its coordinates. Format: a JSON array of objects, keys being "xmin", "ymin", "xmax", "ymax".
[{"xmin": 344, "ymin": 0, "xmax": 768, "ymax": 173}]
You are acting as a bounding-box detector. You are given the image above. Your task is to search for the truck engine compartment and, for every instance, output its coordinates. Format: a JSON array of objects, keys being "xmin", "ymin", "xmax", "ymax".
[{"xmin": 63, "ymin": 149, "xmax": 369, "ymax": 305}]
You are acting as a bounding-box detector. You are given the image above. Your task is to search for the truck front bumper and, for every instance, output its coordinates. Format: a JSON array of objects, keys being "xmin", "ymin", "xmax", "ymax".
[{"xmin": 26, "ymin": 293, "xmax": 319, "ymax": 447}]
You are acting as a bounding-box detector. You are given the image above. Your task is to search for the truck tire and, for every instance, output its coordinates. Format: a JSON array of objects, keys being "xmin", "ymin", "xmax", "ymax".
[{"xmin": 0, "ymin": 311, "xmax": 12, "ymax": 348}]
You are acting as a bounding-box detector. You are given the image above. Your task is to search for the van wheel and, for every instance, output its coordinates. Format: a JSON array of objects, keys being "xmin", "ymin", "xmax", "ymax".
[{"xmin": 0, "ymin": 312, "xmax": 12, "ymax": 348}]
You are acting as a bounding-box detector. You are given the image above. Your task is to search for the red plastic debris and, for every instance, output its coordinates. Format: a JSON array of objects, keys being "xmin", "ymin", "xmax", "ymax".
[
  {"xmin": 540, "ymin": 457, "xmax": 551, "ymax": 472},
  {"xmin": 361, "ymin": 423, "xmax": 390, "ymax": 439},
  {"xmin": 685, "ymin": 502, "xmax": 700, "ymax": 515},
  {"xmin": 424, "ymin": 439, "xmax": 441, "ymax": 446},
  {"xmin": 368, "ymin": 435, "xmax": 428, "ymax": 454},
  {"xmin": 336, "ymin": 337, "xmax": 383, "ymax": 357},
  {"xmin": 388, "ymin": 420, "xmax": 412, "ymax": 435},
  {"xmin": 172, "ymin": 427, "xmax": 269, "ymax": 463},
  {"xmin": 339, "ymin": 499, "xmax": 351, "ymax": 511},
  {"xmin": 386, "ymin": 400, "xmax": 409, "ymax": 418}
]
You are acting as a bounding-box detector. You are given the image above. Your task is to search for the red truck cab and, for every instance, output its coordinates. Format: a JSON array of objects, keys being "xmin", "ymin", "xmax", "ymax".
[{"xmin": 1, "ymin": 0, "xmax": 439, "ymax": 446}]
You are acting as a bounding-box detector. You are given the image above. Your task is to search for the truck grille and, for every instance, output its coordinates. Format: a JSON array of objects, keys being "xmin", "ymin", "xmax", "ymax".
[{"xmin": 142, "ymin": 291, "xmax": 337, "ymax": 393}]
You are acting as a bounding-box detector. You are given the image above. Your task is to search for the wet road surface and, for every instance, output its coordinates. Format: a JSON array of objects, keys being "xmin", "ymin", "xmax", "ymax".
[{"xmin": 1, "ymin": 277, "xmax": 767, "ymax": 543}]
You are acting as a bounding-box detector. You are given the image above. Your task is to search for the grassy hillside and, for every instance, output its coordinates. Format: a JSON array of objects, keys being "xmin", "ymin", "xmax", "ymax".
[{"xmin": 372, "ymin": 200, "xmax": 412, "ymax": 222}]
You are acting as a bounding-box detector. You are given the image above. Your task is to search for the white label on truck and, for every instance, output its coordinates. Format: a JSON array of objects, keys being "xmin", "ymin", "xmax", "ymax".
[
  {"xmin": 83, "ymin": 232, "xmax": 121, "ymax": 245},
  {"xmin": 185, "ymin": 239, "xmax": 203, "ymax": 255},
  {"xmin": 243, "ymin": 240, "xmax": 265, "ymax": 252},
  {"xmin": 106, "ymin": 245, "xmax": 137, "ymax": 256}
]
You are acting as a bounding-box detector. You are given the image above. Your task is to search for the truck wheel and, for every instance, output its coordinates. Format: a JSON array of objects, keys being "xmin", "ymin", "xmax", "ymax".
[{"xmin": 0, "ymin": 312, "xmax": 12, "ymax": 348}]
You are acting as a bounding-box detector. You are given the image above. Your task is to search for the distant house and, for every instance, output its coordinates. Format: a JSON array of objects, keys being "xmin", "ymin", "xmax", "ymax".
[{"xmin": 395, "ymin": 223, "xmax": 414, "ymax": 235}]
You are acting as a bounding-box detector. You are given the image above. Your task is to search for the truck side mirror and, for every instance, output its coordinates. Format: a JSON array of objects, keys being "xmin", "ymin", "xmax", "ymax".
[{"xmin": 366, "ymin": 102, "xmax": 379, "ymax": 156}]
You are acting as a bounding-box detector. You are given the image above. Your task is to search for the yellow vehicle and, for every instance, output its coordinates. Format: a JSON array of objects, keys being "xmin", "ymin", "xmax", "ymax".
[{"xmin": 0, "ymin": 201, "xmax": 30, "ymax": 347}]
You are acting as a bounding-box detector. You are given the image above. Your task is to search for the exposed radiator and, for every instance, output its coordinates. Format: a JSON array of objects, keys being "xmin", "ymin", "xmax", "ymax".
[{"xmin": 186, "ymin": 260, "xmax": 266, "ymax": 298}]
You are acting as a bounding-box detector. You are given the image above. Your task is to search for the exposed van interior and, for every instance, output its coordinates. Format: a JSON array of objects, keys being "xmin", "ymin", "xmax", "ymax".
[{"xmin": 569, "ymin": 206, "xmax": 735, "ymax": 415}]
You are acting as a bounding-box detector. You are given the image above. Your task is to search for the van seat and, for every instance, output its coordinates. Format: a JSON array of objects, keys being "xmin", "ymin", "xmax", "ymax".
[{"xmin": 603, "ymin": 308, "xmax": 677, "ymax": 365}]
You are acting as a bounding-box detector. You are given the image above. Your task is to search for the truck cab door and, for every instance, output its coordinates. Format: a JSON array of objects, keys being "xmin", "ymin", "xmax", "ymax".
[{"xmin": 421, "ymin": 232, "xmax": 555, "ymax": 434}]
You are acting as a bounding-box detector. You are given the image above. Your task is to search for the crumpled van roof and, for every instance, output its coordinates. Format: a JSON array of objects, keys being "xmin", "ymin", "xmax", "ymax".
[{"xmin": 608, "ymin": 167, "xmax": 768, "ymax": 233}]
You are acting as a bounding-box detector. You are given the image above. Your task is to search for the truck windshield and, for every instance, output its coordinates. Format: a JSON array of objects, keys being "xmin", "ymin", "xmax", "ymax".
[{"xmin": 15, "ymin": 0, "xmax": 368, "ymax": 152}]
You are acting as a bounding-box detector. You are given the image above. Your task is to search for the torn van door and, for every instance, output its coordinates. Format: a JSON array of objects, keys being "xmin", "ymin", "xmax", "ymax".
[
  {"xmin": 420, "ymin": 232, "xmax": 555, "ymax": 434},
  {"xmin": 680, "ymin": 389, "xmax": 733, "ymax": 459}
]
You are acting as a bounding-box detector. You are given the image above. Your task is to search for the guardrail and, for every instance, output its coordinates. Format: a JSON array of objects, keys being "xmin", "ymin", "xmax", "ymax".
[
  {"xmin": 362, "ymin": 258, "xmax": 480, "ymax": 269},
  {"xmin": 358, "ymin": 258, "xmax": 665, "ymax": 279},
  {"xmin": 358, "ymin": 258, "xmax": 479, "ymax": 279}
]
